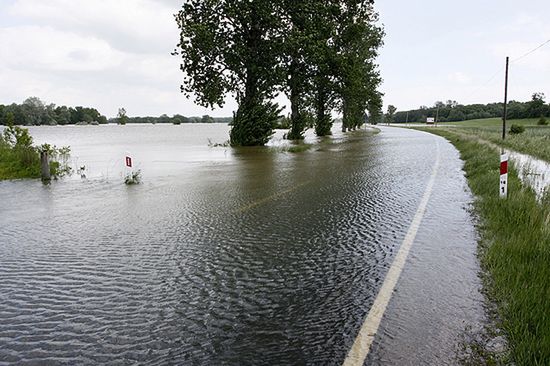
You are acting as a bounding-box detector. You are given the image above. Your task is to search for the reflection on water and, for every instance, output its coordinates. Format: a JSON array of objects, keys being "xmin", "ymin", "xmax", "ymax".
[{"xmin": 0, "ymin": 125, "xmax": 483, "ymax": 364}]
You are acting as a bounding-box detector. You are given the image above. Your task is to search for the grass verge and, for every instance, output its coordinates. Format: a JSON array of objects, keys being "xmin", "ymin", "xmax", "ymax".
[{"xmin": 417, "ymin": 128, "xmax": 550, "ymax": 365}]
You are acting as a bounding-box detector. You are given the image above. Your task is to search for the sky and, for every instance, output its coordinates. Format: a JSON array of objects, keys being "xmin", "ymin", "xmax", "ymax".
[{"xmin": 0, "ymin": 0, "xmax": 549, "ymax": 118}]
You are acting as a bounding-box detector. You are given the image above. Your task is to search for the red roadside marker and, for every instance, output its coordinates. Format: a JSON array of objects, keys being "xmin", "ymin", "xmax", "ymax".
[{"xmin": 125, "ymin": 156, "xmax": 132, "ymax": 168}]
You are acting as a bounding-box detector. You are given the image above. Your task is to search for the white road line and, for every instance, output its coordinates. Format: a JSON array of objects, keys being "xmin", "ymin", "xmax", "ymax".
[{"xmin": 343, "ymin": 141, "xmax": 441, "ymax": 366}]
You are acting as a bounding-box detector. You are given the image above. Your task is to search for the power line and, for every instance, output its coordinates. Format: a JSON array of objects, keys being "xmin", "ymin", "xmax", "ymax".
[
  {"xmin": 467, "ymin": 38, "xmax": 550, "ymax": 101},
  {"xmin": 511, "ymin": 39, "xmax": 550, "ymax": 63},
  {"xmin": 467, "ymin": 66, "xmax": 505, "ymax": 100}
]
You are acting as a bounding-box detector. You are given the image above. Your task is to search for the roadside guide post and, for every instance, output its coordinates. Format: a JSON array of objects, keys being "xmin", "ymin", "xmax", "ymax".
[
  {"xmin": 500, "ymin": 152, "xmax": 508, "ymax": 198},
  {"xmin": 125, "ymin": 155, "xmax": 133, "ymax": 170}
]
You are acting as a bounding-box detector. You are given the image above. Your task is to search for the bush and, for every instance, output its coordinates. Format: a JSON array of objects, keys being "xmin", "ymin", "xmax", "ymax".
[
  {"xmin": 537, "ymin": 117, "xmax": 548, "ymax": 126},
  {"xmin": 0, "ymin": 126, "xmax": 40, "ymax": 179},
  {"xmin": 230, "ymin": 101, "xmax": 280, "ymax": 146},
  {"xmin": 509, "ymin": 124, "xmax": 525, "ymax": 135},
  {"xmin": 125, "ymin": 170, "xmax": 141, "ymax": 185},
  {"xmin": 315, "ymin": 114, "xmax": 333, "ymax": 137},
  {"xmin": 0, "ymin": 126, "xmax": 71, "ymax": 180},
  {"xmin": 38, "ymin": 144, "xmax": 72, "ymax": 178}
]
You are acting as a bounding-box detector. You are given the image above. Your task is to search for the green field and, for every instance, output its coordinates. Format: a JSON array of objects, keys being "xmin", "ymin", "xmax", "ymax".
[
  {"xmin": 442, "ymin": 117, "xmax": 542, "ymax": 128},
  {"xmin": 420, "ymin": 118, "xmax": 550, "ymax": 162},
  {"xmin": 417, "ymin": 127, "xmax": 550, "ymax": 365}
]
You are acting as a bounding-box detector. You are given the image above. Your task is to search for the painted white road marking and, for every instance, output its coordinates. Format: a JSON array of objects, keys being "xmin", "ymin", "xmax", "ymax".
[{"xmin": 343, "ymin": 141, "xmax": 441, "ymax": 366}]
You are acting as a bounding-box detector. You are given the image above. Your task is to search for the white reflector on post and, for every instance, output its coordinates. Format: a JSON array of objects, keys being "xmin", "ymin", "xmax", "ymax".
[{"xmin": 500, "ymin": 153, "xmax": 508, "ymax": 198}]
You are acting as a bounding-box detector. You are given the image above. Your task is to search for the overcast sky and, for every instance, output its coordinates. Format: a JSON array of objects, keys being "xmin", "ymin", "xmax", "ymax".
[{"xmin": 0, "ymin": 0, "xmax": 549, "ymax": 118}]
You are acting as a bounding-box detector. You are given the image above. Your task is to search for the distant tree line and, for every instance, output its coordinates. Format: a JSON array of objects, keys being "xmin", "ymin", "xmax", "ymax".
[
  {"xmin": 393, "ymin": 93, "xmax": 550, "ymax": 123},
  {"xmin": 175, "ymin": 0, "xmax": 384, "ymax": 146},
  {"xmin": 0, "ymin": 97, "xmax": 108, "ymax": 126},
  {"xmin": 0, "ymin": 97, "xmax": 233, "ymax": 126},
  {"xmin": 112, "ymin": 114, "xmax": 233, "ymax": 125}
]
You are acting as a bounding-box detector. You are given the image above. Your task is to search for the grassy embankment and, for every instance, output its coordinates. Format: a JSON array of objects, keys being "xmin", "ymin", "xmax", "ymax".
[{"xmin": 416, "ymin": 126, "xmax": 549, "ymax": 365}]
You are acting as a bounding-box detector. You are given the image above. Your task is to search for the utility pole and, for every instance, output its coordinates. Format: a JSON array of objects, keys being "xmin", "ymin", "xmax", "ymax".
[
  {"xmin": 435, "ymin": 106, "xmax": 440, "ymax": 126},
  {"xmin": 502, "ymin": 56, "xmax": 509, "ymax": 140}
]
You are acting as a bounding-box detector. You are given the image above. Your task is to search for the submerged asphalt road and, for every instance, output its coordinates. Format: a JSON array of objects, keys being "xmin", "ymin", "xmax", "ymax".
[{"xmin": 0, "ymin": 126, "xmax": 485, "ymax": 365}]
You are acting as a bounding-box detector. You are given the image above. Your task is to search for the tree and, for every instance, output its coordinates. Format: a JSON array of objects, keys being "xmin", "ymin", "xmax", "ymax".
[
  {"xmin": 334, "ymin": 0, "xmax": 384, "ymax": 132},
  {"xmin": 21, "ymin": 97, "xmax": 46, "ymax": 125},
  {"xmin": 5, "ymin": 112, "xmax": 15, "ymax": 127},
  {"xmin": 173, "ymin": 114, "xmax": 189, "ymax": 124},
  {"xmin": 367, "ymin": 91, "xmax": 383, "ymax": 125},
  {"xmin": 280, "ymin": 1, "xmax": 311, "ymax": 140},
  {"xmin": 526, "ymin": 92, "xmax": 546, "ymax": 118},
  {"xmin": 280, "ymin": 1, "xmax": 339, "ymax": 139},
  {"xmin": 117, "ymin": 108, "xmax": 128, "ymax": 125},
  {"xmin": 175, "ymin": 0, "xmax": 284, "ymax": 146},
  {"xmin": 0, "ymin": 104, "xmax": 5, "ymax": 125},
  {"xmin": 386, "ymin": 105, "xmax": 397, "ymax": 124},
  {"xmin": 201, "ymin": 115, "xmax": 215, "ymax": 124},
  {"xmin": 309, "ymin": 0, "xmax": 340, "ymax": 137},
  {"xmin": 158, "ymin": 114, "xmax": 171, "ymax": 124},
  {"xmin": 44, "ymin": 104, "xmax": 57, "ymax": 125}
]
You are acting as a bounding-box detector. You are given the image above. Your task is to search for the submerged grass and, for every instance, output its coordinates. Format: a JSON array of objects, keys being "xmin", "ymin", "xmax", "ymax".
[
  {"xmin": 285, "ymin": 144, "xmax": 313, "ymax": 153},
  {"xmin": 418, "ymin": 128, "xmax": 550, "ymax": 365}
]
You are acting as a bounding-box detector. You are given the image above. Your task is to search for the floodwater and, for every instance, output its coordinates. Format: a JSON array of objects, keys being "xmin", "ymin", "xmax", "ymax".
[
  {"xmin": 507, "ymin": 150, "xmax": 550, "ymax": 200},
  {"xmin": 0, "ymin": 124, "xmax": 485, "ymax": 365}
]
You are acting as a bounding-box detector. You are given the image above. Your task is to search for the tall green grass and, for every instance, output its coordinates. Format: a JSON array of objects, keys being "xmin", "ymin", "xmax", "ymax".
[
  {"xmin": 422, "ymin": 128, "xmax": 550, "ymax": 365},
  {"xmin": 450, "ymin": 125, "xmax": 550, "ymax": 162}
]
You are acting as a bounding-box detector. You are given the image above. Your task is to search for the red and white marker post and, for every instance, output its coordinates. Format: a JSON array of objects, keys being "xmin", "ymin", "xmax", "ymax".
[
  {"xmin": 500, "ymin": 153, "xmax": 508, "ymax": 198},
  {"xmin": 124, "ymin": 154, "xmax": 133, "ymax": 179}
]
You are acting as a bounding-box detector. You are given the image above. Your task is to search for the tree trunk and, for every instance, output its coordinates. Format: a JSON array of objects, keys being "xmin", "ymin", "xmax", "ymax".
[
  {"xmin": 315, "ymin": 81, "xmax": 332, "ymax": 136},
  {"xmin": 230, "ymin": 14, "xmax": 274, "ymax": 146},
  {"xmin": 287, "ymin": 61, "xmax": 305, "ymax": 140}
]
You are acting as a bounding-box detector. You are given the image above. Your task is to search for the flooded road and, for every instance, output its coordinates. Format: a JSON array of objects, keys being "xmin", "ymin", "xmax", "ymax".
[{"xmin": 0, "ymin": 125, "xmax": 485, "ymax": 365}]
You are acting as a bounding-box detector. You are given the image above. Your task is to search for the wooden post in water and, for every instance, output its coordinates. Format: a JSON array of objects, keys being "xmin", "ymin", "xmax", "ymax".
[{"xmin": 40, "ymin": 151, "xmax": 51, "ymax": 182}]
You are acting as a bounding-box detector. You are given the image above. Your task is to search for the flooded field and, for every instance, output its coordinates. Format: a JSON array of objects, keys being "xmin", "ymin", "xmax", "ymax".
[{"xmin": 0, "ymin": 124, "xmax": 485, "ymax": 364}]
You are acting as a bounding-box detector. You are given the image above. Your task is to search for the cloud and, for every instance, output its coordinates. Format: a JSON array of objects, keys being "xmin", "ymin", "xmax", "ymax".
[
  {"xmin": 0, "ymin": 0, "xmax": 233, "ymax": 117},
  {"xmin": 8, "ymin": 0, "xmax": 180, "ymax": 54},
  {"xmin": 1, "ymin": 0, "xmax": 549, "ymax": 117},
  {"xmin": 448, "ymin": 72, "xmax": 472, "ymax": 85},
  {"xmin": 0, "ymin": 26, "xmax": 124, "ymax": 72}
]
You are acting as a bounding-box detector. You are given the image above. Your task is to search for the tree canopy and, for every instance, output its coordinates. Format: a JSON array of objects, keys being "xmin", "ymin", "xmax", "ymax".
[{"xmin": 175, "ymin": 0, "xmax": 384, "ymax": 145}]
